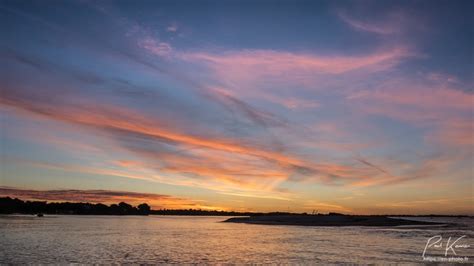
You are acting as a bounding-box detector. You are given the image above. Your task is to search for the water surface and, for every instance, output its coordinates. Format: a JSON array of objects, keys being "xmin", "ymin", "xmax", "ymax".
[{"xmin": 1, "ymin": 215, "xmax": 472, "ymax": 263}]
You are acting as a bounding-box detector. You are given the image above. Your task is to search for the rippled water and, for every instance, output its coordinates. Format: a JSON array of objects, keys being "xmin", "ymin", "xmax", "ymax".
[{"xmin": 1, "ymin": 215, "xmax": 473, "ymax": 264}]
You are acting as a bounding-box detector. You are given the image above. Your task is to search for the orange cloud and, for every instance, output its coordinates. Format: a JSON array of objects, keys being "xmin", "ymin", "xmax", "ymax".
[
  {"xmin": 2, "ymin": 93, "xmax": 380, "ymax": 189},
  {"xmin": 3, "ymin": 76, "xmax": 445, "ymax": 198},
  {"xmin": 303, "ymin": 200, "xmax": 352, "ymax": 213},
  {"xmin": 0, "ymin": 186, "xmax": 214, "ymax": 210},
  {"xmin": 372, "ymin": 196, "xmax": 474, "ymax": 215}
]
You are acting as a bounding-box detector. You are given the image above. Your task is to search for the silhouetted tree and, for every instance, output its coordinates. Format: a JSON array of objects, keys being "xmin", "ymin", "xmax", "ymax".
[
  {"xmin": 118, "ymin": 202, "xmax": 138, "ymax": 215},
  {"xmin": 137, "ymin": 203, "xmax": 150, "ymax": 215},
  {"xmin": 109, "ymin": 204, "xmax": 121, "ymax": 214}
]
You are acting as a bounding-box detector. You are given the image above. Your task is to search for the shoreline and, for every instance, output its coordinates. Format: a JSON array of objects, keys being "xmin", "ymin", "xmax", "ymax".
[
  {"xmin": 223, "ymin": 215, "xmax": 448, "ymax": 227},
  {"xmin": 0, "ymin": 213, "xmax": 470, "ymax": 218}
]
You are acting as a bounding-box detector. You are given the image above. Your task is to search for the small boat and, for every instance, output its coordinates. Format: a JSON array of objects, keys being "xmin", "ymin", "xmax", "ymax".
[{"xmin": 36, "ymin": 213, "xmax": 44, "ymax": 217}]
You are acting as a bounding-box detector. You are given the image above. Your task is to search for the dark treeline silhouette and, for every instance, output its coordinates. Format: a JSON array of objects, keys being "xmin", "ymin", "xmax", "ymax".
[
  {"xmin": 0, "ymin": 197, "xmax": 469, "ymax": 217},
  {"xmin": 149, "ymin": 209, "xmax": 300, "ymax": 216},
  {"xmin": 0, "ymin": 197, "xmax": 298, "ymax": 216},
  {"xmin": 150, "ymin": 209, "xmax": 258, "ymax": 216},
  {"xmin": 0, "ymin": 197, "xmax": 151, "ymax": 215},
  {"xmin": 0, "ymin": 197, "xmax": 260, "ymax": 216}
]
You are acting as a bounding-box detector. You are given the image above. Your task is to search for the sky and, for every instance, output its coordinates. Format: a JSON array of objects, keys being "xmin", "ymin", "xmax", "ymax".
[{"xmin": 0, "ymin": 0, "xmax": 472, "ymax": 214}]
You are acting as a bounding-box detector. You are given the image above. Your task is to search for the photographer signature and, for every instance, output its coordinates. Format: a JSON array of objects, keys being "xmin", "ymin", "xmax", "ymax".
[{"xmin": 422, "ymin": 235, "xmax": 470, "ymax": 258}]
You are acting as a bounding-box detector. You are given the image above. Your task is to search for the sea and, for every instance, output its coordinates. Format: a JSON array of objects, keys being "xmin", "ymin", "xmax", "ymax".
[{"xmin": 1, "ymin": 215, "xmax": 472, "ymax": 264}]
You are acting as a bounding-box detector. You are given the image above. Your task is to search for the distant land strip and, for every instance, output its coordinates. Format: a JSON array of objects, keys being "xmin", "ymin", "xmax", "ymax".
[{"xmin": 0, "ymin": 197, "xmax": 472, "ymax": 219}]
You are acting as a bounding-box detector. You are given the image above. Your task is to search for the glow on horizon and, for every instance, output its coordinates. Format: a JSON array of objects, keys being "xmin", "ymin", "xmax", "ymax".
[{"xmin": 0, "ymin": 0, "xmax": 472, "ymax": 214}]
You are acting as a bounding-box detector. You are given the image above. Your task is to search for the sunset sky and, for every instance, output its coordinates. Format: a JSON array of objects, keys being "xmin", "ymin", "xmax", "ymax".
[{"xmin": 1, "ymin": 0, "xmax": 472, "ymax": 214}]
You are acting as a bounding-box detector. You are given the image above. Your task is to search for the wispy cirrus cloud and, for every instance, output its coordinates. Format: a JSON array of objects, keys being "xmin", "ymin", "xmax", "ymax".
[
  {"xmin": 179, "ymin": 47, "xmax": 411, "ymax": 78},
  {"xmin": 1, "ymin": 83, "xmax": 413, "ymax": 195},
  {"xmin": 138, "ymin": 37, "xmax": 173, "ymax": 57},
  {"xmin": 3, "ymin": 42, "xmax": 449, "ymax": 195},
  {"xmin": 2, "ymin": 20, "xmax": 460, "ymax": 201},
  {"xmin": 171, "ymin": 47, "xmax": 414, "ymax": 113},
  {"xmin": 338, "ymin": 11, "xmax": 402, "ymax": 35},
  {"xmin": 348, "ymin": 76, "xmax": 474, "ymax": 151},
  {"xmin": 425, "ymin": 119, "xmax": 473, "ymax": 148},
  {"xmin": 336, "ymin": 4, "xmax": 425, "ymax": 37}
]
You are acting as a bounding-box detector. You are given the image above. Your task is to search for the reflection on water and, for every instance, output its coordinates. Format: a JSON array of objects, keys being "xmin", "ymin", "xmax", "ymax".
[{"xmin": 1, "ymin": 215, "xmax": 473, "ymax": 263}]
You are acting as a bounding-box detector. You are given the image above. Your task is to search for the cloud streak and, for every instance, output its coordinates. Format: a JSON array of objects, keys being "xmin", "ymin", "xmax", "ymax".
[
  {"xmin": 0, "ymin": 187, "xmax": 213, "ymax": 209},
  {"xmin": 1, "ymin": 81, "xmax": 412, "ymax": 195},
  {"xmin": 179, "ymin": 48, "xmax": 411, "ymax": 78},
  {"xmin": 338, "ymin": 11, "xmax": 401, "ymax": 35}
]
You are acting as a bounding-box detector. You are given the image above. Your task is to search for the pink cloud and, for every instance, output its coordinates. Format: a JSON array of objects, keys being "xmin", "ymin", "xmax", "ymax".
[
  {"xmin": 337, "ymin": 8, "xmax": 424, "ymax": 37},
  {"xmin": 177, "ymin": 48, "xmax": 413, "ymax": 111},
  {"xmin": 350, "ymin": 86, "xmax": 472, "ymax": 112},
  {"xmin": 426, "ymin": 119, "xmax": 473, "ymax": 148},
  {"xmin": 348, "ymin": 77, "xmax": 473, "ymax": 153},
  {"xmin": 180, "ymin": 48, "xmax": 411, "ymax": 78},
  {"xmin": 278, "ymin": 97, "xmax": 320, "ymax": 110},
  {"xmin": 138, "ymin": 37, "xmax": 172, "ymax": 57},
  {"xmin": 338, "ymin": 11, "xmax": 400, "ymax": 35}
]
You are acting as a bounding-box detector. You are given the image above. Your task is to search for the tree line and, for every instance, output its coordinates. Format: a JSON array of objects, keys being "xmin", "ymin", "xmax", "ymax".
[
  {"xmin": 0, "ymin": 197, "xmax": 263, "ymax": 216},
  {"xmin": 0, "ymin": 196, "xmax": 296, "ymax": 216},
  {"xmin": 1, "ymin": 197, "xmax": 462, "ymax": 217},
  {"xmin": 0, "ymin": 197, "xmax": 151, "ymax": 215}
]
